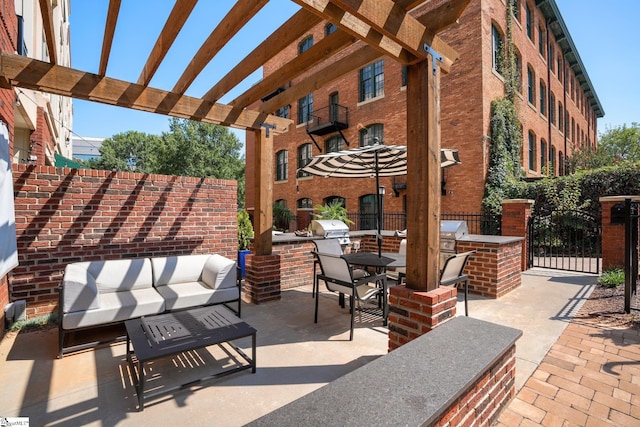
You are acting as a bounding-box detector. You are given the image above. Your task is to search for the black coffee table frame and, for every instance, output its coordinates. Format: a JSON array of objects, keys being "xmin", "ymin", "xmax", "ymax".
[{"xmin": 125, "ymin": 305, "xmax": 256, "ymax": 411}]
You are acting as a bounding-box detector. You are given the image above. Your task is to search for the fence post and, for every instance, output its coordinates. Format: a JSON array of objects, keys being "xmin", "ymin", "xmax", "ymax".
[
  {"xmin": 600, "ymin": 196, "xmax": 640, "ymax": 271},
  {"xmin": 501, "ymin": 199, "xmax": 534, "ymax": 271}
]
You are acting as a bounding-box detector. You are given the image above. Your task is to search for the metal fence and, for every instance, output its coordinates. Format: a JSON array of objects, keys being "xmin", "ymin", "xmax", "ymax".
[{"xmin": 345, "ymin": 211, "xmax": 501, "ymax": 235}]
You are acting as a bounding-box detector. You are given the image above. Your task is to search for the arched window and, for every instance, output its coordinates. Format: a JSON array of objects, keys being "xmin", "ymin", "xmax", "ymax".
[
  {"xmin": 540, "ymin": 139, "xmax": 547, "ymax": 171},
  {"xmin": 510, "ymin": 0, "xmax": 520, "ymax": 20},
  {"xmin": 359, "ymin": 194, "xmax": 377, "ymax": 231},
  {"xmin": 558, "ymin": 151, "xmax": 564, "ymax": 176},
  {"xmin": 325, "ymin": 22, "xmax": 337, "ymax": 36},
  {"xmin": 298, "ymin": 35, "xmax": 313, "ymax": 54},
  {"xmin": 514, "ymin": 49, "xmax": 522, "ymax": 93},
  {"xmin": 527, "ymin": 65, "xmax": 535, "ymax": 104},
  {"xmin": 549, "ymin": 92, "xmax": 556, "ymax": 125},
  {"xmin": 539, "ymin": 80, "xmax": 547, "ymax": 116},
  {"xmin": 491, "ymin": 24, "xmax": 505, "ymax": 75},
  {"xmin": 297, "ymin": 143, "xmax": 312, "ymax": 177},
  {"xmin": 297, "ymin": 93, "xmax": 313, "ymax": 124},
  {"xmin": 528, "ymin": 131, "xmax": 536, "ymax": 171},
  {"xmin": 558, "ymin": 102, "xmax": 564, "ymax": 132},
  {"xmin": 324, "ymin": 196, "xmax": 346, "ymax": 209},
  {"xmin": 325, "ymin": 135, "xmax": 344, "ymax": 153},
  {"xmin": 297, "ymin": 198, "xmax": 313, "ymax": 209},
  {"xmin": 276, "ymin": 150, "xmax": 288, "ymax": 181},
  {"xmin": 550, "ymin": 146, "xmax": 556, "ymax": 176},
  {"xmin": 525, "ymin": 3, "xmax": 533, "ymax": 39},
  {"xmin": 359, "ymin": 124, "xmax": 384, "ymax": 147}
]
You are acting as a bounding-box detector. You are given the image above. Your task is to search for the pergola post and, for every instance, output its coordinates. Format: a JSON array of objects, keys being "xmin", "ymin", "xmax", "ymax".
[
  {"xmin": 253, "ymin": 127, "xmax": 273, "ymax": 255},
  {"xmin": 405, "ymin": 56, "xmax": 442, "ymax": 291}
]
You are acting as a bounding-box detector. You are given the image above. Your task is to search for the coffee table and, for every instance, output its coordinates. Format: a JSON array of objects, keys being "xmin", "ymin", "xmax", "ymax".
[{"xmin": 125, "ymin": 305, "xmax": 256, "ymax": 410}]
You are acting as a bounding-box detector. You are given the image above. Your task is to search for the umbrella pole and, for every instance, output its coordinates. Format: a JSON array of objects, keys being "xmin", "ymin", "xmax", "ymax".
[{"xmin": 375, "ymin": 152, "xmax": 382, "ymax": 257}]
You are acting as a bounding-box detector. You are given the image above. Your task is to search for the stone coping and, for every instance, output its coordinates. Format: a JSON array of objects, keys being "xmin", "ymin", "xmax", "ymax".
[
  {"xmin": 599, "ymin": 195, "xmax": 640, "ymax": 202},
  {"xmin": 458, "ymin": 234, "xmax": 523, "ymax": 244},
  {"xmin": 247, "ymin": 316, "xmax": 522, "ymax": 427}
]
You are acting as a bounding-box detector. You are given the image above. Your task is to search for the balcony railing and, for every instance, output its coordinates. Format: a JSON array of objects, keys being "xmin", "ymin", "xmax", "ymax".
[{"xmin": 306, "ymin": 104, "xmax": 349, "ymax": 136}]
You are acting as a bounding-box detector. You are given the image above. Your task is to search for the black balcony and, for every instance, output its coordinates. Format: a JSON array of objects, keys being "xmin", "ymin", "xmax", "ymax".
[{"xmin": 306, "ymin": 104, "xmax": 349, "ymax": 136}]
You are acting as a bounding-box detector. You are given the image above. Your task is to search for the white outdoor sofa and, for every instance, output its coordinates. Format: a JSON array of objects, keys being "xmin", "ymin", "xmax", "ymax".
[{"xmin": 58, "ymin": 254, "xmax": 241, "ymax": 358}]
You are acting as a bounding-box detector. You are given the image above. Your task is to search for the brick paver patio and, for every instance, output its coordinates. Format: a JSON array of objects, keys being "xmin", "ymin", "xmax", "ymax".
[{"xmin": 496, "ymin": 319, "xmax": 640, "ymax": 426}]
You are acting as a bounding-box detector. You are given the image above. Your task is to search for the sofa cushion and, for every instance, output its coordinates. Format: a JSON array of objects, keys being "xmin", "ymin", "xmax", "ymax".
[
  {"xmin": 71, "ymin": 258, "xmax": 154, "ymax": 294},
  {"xmin": 155, "ymin": 281, "xmax": 240, "ymax": 311},
  {"xmin": 201, "ymin": 254, "xmax": 237, "ymax": 290},
  {"xmin": 61, "ymin": 287, "xmax": 165, "ymax": 330},
  {"xmin": 151, "ymin": 254, "xmax": 211, "ymax": 286},
  {"xmin": 62, "ymin": 263, "xmax": 100, "ymax": 313}
]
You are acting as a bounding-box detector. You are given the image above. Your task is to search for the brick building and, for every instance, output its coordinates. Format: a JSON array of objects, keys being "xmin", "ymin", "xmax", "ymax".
[
  {"xmin": 1, "ymin": 0, "xmax": 73, "ymax": 166},
  {"xmin": 245, "ymin": 0, "xmax": 603, "ymax": 229}
]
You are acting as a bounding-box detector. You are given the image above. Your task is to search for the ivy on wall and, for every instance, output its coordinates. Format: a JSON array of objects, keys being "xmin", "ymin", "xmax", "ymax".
[{"xmin": 482, "ymin": 0, "xmax": 522, "ymax": 218}]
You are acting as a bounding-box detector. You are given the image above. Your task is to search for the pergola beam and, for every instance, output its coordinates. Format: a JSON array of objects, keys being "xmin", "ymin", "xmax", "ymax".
[
  {"xmin": 98, "ymin": 0, "xmax": 121, "ymax": 76},
  {"xmin": 137, "ymin": 0, "xmax": 198, "ymax": 86},
  {"xmin": 172, "ymin": 0, "xmax": 268, "ymax": 95},
  {"xmin": 203, "ymin": 9, "xmax": 322, "ymax": 103},
  {"xmin": 0, "ymin": 52, "xmax": 290, "ymax": 133},
  {"xmin": 38, "ymin": 0, "xmax": 57, "ymax": 64}
]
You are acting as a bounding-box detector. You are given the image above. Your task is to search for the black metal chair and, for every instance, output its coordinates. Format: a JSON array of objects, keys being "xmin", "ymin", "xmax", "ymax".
[
  {"xmin": 311, "ymin": 239, "xmax": 368, "ymax": 298},
  {"xmin": 439, "ymin": 250, "xmax": 476, "ymax": 316},
  {"xmin": 314, "ymin": 252, "xmax": 387, "ymax": 340}
]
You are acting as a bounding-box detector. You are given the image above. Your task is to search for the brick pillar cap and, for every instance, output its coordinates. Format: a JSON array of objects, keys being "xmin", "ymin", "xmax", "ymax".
[
  {"xmin": 502, "ymin": 199, "xmax": 534, "ymax": 204},
  {"xmin": 599, "ymin": 196, "xmax": 640, "ymax": 202}
]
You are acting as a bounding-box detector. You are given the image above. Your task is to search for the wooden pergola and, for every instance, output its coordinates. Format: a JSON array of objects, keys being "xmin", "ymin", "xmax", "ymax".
[{"xmin": 0, "ymin": 0, "xmax": 470, "ymax": 291}]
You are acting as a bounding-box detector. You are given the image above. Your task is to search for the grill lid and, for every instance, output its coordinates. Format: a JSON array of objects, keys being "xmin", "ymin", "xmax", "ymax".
[
  {"xmin": 440, "ymin": 220, "xmax": 469, "ymax": 239},
  {"xmin": 310, "ymin": 220, "xmax": 349, "ymax": 237}
]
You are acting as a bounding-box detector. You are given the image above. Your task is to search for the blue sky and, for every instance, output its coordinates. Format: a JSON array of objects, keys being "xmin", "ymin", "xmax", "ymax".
[{"xmin": 69, "ymin": 0, "xmax": 639, "ymax": 141}]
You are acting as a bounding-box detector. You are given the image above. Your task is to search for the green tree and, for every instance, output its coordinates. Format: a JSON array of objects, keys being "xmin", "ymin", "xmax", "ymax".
[
  {"xmin": 87, "ymin": 130, "xmax": 159, "ymax": 172},
  {"xmin": 568, "ymin": 123, "xmax": 640, "ymax": 171}
]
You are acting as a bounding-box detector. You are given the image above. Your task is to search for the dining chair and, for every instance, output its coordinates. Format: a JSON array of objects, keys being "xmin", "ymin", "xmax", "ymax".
[
  {"xmin": 386, "ymin": 239, "xmax": 406, "ymax": 284},
  {"xmin": 312, "ymin": 239, "xmax": 368, "ymax": 298},
  {"xmin": 439, "ymin": 250, "xmax": 476, "ymax": 316},
  {"xmin": 314, "ymin": 252, "xmax": 387, "ymax": 341}
]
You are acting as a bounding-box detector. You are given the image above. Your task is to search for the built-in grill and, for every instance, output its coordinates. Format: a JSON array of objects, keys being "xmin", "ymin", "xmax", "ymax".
[
  {"xmin": 440, "ymin": 220, "xmax": 469, "ymax": 268},
  {"xmin": 310, "ymin": 220, "xmax": 351, "ymax": 245}
]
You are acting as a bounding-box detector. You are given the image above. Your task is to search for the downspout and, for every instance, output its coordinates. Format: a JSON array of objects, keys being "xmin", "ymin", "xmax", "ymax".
[
  {"xmin": 546, "ymin": 20, "xmax": 553, "ymax": 175},
  {"xmin": 562, "ymin": 55, "xmax": 568, "ymax": 175}
]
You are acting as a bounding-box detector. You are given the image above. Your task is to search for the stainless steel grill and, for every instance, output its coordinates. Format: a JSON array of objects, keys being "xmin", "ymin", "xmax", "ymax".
[
  {"xmin": 310, "ymin": 220, "xmax": 351, "ymax": 245},
  {"xmin": 440, "ymin": 220, "xmax": 469, "ymax": 268}
]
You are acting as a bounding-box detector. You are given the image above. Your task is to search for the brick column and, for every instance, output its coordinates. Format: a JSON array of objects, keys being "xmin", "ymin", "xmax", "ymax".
[
  {"xmin": 501, "ymin": 199, "xmax": 534, "ymax": 271},
  {"xmin": 388, "ymin": 285, "xmax": 457, "ymax": 351},
  {"xmin": 600, "ymin": 196, "xmax": 640, "ymax": 270},
  {"xmin": 243, "ymin": 253, "xmax": 281, "ymax": 304}
]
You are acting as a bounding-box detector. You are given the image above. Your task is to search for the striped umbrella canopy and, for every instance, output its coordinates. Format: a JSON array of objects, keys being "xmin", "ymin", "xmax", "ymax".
[
  {"xmin": 299, "ymin": 144, "xmax": 461, "ymax": 256},
  {"xmin": 299, "ymin": 145, "xmax": 460, "ymax": 178}
]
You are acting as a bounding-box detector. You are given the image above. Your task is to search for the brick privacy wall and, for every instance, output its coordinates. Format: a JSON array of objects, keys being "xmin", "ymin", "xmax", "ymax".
[
  {"xmin": 31, "ymin": 107, "xmax": 53, "ymax": 165},
  {"xmin": 388, "ymin": 285, "xmax": 457, "ymax": 351},
  {"xmin": 600, "ymin": 201, "xmax": 625, "ymax": 270},
  {"xmin": 502, "ymin": 200, "xmax": 533, "ymax": 271},
  {"xmin": 433, "ymin": 346, "xmax": 517, "ymax": 426},
  {"xmin": 10, "ymin": 164, "xmax": 237, "ymax": 318},
  {"xmin": 249, "ymin": 0, "xmax": 598, "ymax": 219},
  {"xmin": 276, "ymin": 241, "xmax": 315, "ymax": 290},
  {"xmin": 458, "ymin": 240, "xmax": 522, "ymax": 298}
]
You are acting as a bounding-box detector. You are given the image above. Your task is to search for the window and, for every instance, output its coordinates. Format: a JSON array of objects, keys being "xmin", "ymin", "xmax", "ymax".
[
  {"xmin": 528, "ymin": 131, "xmax": 536, "ymax": 171},
  {"xmin": 492, "ymin": 24, "xmax": 505, "ymax": 75},
  {"xmin": 359, "ymin": 194, "xmax": 377, "ymax": 231},
  {"xmin": 359, "ymin": 124, "xmax": 384, "ymax": 147},
  {"xmin": 276, "ymin": 150, "xmax": 288, "ymax": 181},
  {"xmin": 514, "ymin": 49, "xmax": 522, "ymax": 93},
  {"xmin": 325, "ymin": 135, "xmax": 344, "ymax": 153},
  {"xmin": 538, "ymin": 25, "xmax": 545, "ymax": 58},
  {"xmin": 550, "ymin": 146, "xmax": 556, "ymax": 176},
  {"xmin": 539, "ymin": 80, "xmax": 546, "ymax": 116},
  {"xmin": 275, "ymin": 105, "xmax": 289, "ymax": 119},
  {"xmin": 549, "ymin": 44, "xmax": 555, "ymax": 73},
  {"xmin": 557, "ymin": 54, "xmax": 563, "ymax": 82},
  {"xmin": 297, "ymin": 143, "xmax": 312, "ymax": 177},
  {"xmin": 510, "ymin": 0, "xmax": 520, "ymax": 19},
  {"xmin": 359, "ymin": 60, "xmax": 384, "ymax": 102},
  {"xmin": 298, "ymin": 35, "xmax": 313, "ymax": 54},
  {"xmin": 549, "ymin": 92, "xmax": 556, "ymax": 125},
  {"xmin": 329, "ymin": 92, "xmax": 339, "ymax": 122},
  {"xmin": 297, "ymin": 198, "xmax": 313, "ymax": 209},
  {"xmin": 527, "ymin": 66, "xmax": 535, "ymax": 104},
  {"xmin": 558, "ymin": 102, "xmax": 564, "ymax": 132},
  {"xmin": 297, "ymin": 93, "xmax": 313, "ymax": 124},
  {"xmin": 525, "ymin": 3, "xmax": 533, "ymax": 39},
  {"xmin": 540, "ymin": 139, "xmax": 547, "ymax": 171},
  {"xmin": 558, "ymin": 151, "xmax": 564, "ymax": 176},
  {"xmin": 571, "ymin": 117, "xmax": 575, "ymax": 141},
  {"xmin": 325, "ymin": 22, "xmax": 337, "ymax": 36},
  {"xmin": 401, "ymin": 65, "xmax": 407, "ymax": 87}
]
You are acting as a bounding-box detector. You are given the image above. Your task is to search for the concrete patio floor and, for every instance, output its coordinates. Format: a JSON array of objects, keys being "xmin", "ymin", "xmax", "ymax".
[{"xmin": 0, "ymin": 268, "xmax": 598, "ymax": 426}]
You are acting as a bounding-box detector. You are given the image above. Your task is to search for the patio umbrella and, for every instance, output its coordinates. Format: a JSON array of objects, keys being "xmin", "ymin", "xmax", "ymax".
[{"xmin": 299, "ymin": 143, "xmax": 461, "ymax": 256}]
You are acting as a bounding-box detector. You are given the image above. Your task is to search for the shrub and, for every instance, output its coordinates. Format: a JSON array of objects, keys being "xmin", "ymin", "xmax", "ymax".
[{"xmin": 598, "ymin": 268, "xmax": 625, "ymax": 288}]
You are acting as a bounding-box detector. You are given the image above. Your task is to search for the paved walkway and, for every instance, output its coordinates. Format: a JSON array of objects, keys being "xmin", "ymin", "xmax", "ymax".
[{"xmin": 497, "ymin": 306, "xmax": 640, "ymax": 426}]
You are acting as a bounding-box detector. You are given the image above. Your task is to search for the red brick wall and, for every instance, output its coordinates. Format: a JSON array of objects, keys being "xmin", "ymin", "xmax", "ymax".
[
  {"xmin": 458, "ymin": 239, "xmax": 522, "ymax": 298},
  {"xmin": 10, "ymin": 164, "xmax": 238, "ymax": 318},
  {"xmin": 276, "ymin": 241, "xmax": 315, "ymax": 290},
  {"xmin": 434, "ymin": 345, "xmax": 517, "ymax": 426},
  {"xmin": 31, "ymin": 107, "xmax": 53, "ymax": 165},
  {"xmin": 600, "ymin": 197, "xmax": 638, "ymax": 270}
]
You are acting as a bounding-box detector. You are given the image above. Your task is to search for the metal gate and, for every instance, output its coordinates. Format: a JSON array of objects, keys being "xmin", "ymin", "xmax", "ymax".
[
  {"xmin": 622, "ymin": 199, "xmax": 639, "ymax": 313},
  {"xmin": 528, "ymin": 208, "xmax": 601, "ymax": 273}
]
